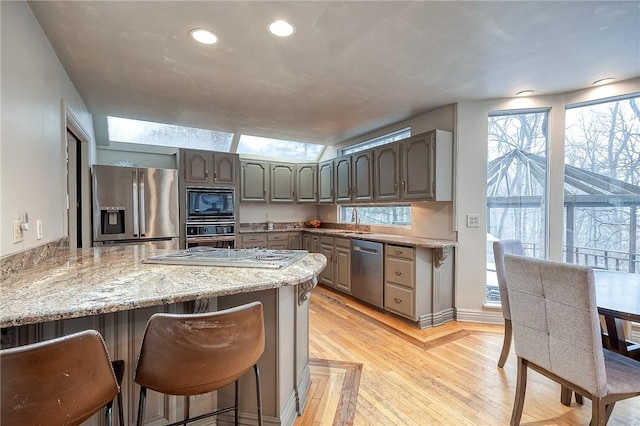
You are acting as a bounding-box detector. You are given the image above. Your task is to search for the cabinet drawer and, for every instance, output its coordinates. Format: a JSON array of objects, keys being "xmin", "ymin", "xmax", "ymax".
[
  {"xmin": 267, "ymin": 233, "xmax": 289, "ymax": 242},
  {"xmin": 240, "ymin": 234, "xmax": 267, "ymax": 244},
  {"xmin": 385, "ymin": 257, "xmax": 414, "ymax": 288},
  {"xmin": 334, "ymin": 237, "xmax": 350, "ymax": 248},
  {"xmin": 385, "ymin": 284, "xmax": 415, "ymax": 319},
  {"xmin": 386, "ymin": 244, "xmax": 414, "ymax": 260},
  {"xmin": 320, "ymin": 235, "xmax": 334, "ymax": 245}
]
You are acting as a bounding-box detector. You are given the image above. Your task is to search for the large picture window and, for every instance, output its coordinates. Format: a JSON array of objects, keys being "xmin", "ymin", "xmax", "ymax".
[
  {"xmin": 485, "ymin": 109, "xmax": 549, "ymax": 302},
  {"xmin": 563, "ymin": 96, "xmax": 640, "ymax": 273}
]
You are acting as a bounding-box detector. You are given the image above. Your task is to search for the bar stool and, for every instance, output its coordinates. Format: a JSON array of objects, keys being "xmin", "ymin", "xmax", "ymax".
[
  {"xmin": 134, "ymin": 301, "xmax": 265, "ymax": 426},
  {"xmin": 1, "ymin": 329, "xmax": 123, "ymax": 426}
]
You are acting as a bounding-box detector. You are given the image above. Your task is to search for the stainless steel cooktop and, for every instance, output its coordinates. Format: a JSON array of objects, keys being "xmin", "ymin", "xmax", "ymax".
[{"xmin": 144, "ymin": 247, "xmax": 308, "ymax": 269}]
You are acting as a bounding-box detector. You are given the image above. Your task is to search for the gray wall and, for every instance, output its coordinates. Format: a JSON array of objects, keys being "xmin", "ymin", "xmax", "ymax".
[{"xmin": 1, "ymin": 1, "xmax": 95, "ymax": 256}]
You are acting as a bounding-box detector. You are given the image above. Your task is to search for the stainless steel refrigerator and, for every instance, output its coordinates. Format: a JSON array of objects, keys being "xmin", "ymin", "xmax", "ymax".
[{"xmin": 92, "ymin": 165, "xmax": 179, "ymax": 249}]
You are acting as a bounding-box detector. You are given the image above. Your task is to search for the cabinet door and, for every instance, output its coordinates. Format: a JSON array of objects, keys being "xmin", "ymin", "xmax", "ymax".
[
  {"xmin": 289, "ymin": 232, "xmax": 302, "ymax": 250},
  {"xmin": 302, "ymin": 234, "xmax": 310, "ymax": 251},
  {"xmin": 296, "ymin": 164, "xmax": 317, "ymax": 203},
  {"xmin": 351, "ymin": 150, "xmax": 374, "ymax": 202},
  {"xmin": 317, "ymin": 160, "xmax": 334, "ymax": 204},
  {"xmin": 319, "ymin": 243, "xmax": 334, "ymax": 286},
  {"xmin": 213, "ymin": 153, "xmax": 237, "ymax": 185},
  {"xmin": 335, "ymin": 243, "xmax": 351, "ymax": 293},
  {"xmin": 311, "ymin": 235, "xmax": 320, "ymax": 253},
  {"xmin": 401, "ymin": 132, "xmax": 435, "ymax": 200},
  {"xmin": 334, "ymin": 156, "xmax": 352, "ymax": 203},
  {"xmin": 374, "ymin": 144, "xmax": 400, "ymax": 202},
  {"xmin": 270, "ymin": 162, "xmax": 295, "ymax": 203},
  {"xmin": 240, "ymin": 160, "xmax": 269, "ymax": 202},
  {"xmin": 184, "ymin": 150, "xmax": 213, "ymax": 184}
]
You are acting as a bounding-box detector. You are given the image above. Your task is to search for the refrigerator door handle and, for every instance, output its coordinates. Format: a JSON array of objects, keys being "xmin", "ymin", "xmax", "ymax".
[
  {"xmin": 139, "ymin": 170, "xmax": 146, "ymax": 236},
  {"xmin": 132, "ymin": 170, "xmax": 139, "ymax": 237}
]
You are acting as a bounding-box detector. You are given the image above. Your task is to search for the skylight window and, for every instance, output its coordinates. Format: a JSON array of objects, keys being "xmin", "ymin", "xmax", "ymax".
[
  {"xmin": 341, "ymin": 127, "xmax": 411, "ymax": 155},
  {"xmin": 107, "ymin": 116, "xmax": 233, "ymax": 151},
  {"xmin": 236, "ymin": 134, "xmax": 324, "ymax": 161}
]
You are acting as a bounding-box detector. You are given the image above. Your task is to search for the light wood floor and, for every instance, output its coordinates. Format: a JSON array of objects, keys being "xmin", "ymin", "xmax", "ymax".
[{"xmin": 297, "ymin": 286, "xmax": 640, "ymax": 426}]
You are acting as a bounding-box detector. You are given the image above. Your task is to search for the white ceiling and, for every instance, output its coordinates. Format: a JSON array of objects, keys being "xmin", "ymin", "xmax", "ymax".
[{"xmin": 28, "ymin": 1, "xmax": 639, "ymax": 146}]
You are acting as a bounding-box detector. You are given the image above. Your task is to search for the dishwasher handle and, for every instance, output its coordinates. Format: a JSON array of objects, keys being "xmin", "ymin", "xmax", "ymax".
[{"xmin": 352, "ymin": 245, "xmax": 380, "ymax": 255}]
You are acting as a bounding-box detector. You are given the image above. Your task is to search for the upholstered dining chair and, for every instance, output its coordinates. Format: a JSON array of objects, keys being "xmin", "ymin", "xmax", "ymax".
[
  {"xmin": 492, "ymin": 239, "xmax": 524, "ymax": 368},
  {"xmin": 504, "ymin": 254, "xmax": 640, "ymax": 425},
  {"xmin": 1, "ymin": 329, "xmax": 123, "ymax": 426},
  {"xmin": 134, "ymin": 301, "xmax": 265, "ymax": 426}
]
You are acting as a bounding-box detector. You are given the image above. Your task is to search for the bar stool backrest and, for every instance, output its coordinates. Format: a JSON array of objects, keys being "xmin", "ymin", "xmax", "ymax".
[
  {"xmin": 134, "ymin": 301, "xmax": 265, "ymax": 396},
  {"xmin": 1, "ymin": 329, "xmax": 120, "ymax": 426}
]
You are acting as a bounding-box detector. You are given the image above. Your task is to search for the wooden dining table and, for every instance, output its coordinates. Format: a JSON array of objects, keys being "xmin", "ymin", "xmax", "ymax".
[{"xmin": 594, "ymin": 270, "xmax": 640, "ymax": 358}]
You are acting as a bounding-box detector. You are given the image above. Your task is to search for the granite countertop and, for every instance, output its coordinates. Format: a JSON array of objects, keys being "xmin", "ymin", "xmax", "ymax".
[
  {"xmin": 239, "ymin": 227, "xmax": 457, "ymax": 249},
  {"xmin": 1, "ymin": 246, "xmax": 326, "ymax": 328}
]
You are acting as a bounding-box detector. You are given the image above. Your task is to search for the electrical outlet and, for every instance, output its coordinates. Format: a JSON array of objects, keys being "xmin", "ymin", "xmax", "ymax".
[
  {"xmin": 37, "ymin": 220, "xmax": 43, "ymax": 240},
  {"xmin": 13, "ymin": 220, "xmax": 24, "ymax": 243},
  {"xmin": 466, "ymin": 214, "xmax": 480, "ymax": 228}
]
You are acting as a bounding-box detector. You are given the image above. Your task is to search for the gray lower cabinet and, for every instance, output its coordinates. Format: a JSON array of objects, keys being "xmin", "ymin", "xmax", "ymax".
[
  {"xmin": 334, "ymin": 238, "xmax": 351, "ymax": 293},
  {"xmin": 239, "ymin": 232, "xmax": 302, "ymax": 250},
  {"xmin": 384, "ymin": 243, "xmax": 455, "ymax": 328},
  {"xmin": 319, "ymin": 236, "xmax": 335, "ymax": 287}
]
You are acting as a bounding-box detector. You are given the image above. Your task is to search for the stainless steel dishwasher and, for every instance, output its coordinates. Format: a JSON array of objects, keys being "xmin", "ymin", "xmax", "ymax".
[{"xmin": 351, "ymin": 239, "xmax": 384, "ymax": 308}]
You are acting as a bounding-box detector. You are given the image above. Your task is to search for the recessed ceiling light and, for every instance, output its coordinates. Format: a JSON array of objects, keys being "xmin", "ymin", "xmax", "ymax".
[
  {"xmin": 515, "ymin": 90, "xmax": 535, "ymax": 97},
  {"xmin": 190, "ymin": 28, "xmax": 218, "ymax": 45},
  {"xmin": 268, "ymin": 20, "xmax": 295, "ymax": 37},
  {"xmin": 593, "ymin": 77, "xmax": 616, "ymax": 86}
]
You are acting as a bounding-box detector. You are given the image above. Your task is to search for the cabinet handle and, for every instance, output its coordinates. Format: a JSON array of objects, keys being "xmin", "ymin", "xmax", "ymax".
[
  {"xmin": 402, "ymin": 181, "xmax": 406, "ymax": 189},
  {"xmin": 205, "ymin": 170, "xmax": 208, "ymax": 179},
  {"xmin": 214, "ymin": 171, "xmax": 217, "ymax": 181},
  {"xmin": 394, "ymin": 271, "xmax": 402, "ymax": 276},
  {"xmin": 394, "ymin": 298, "xmax": 402, "ymax": 304},
  {"xmin": 395, "ymin": 250, "xmax": 402, "ymax": 255},
  {"xmin": 263, "ymin": 189, "xmax": 267, "ymax": 197},
  {"xmin": 394, "ymin": 182, "xmax": 398, "ymax": 190}
]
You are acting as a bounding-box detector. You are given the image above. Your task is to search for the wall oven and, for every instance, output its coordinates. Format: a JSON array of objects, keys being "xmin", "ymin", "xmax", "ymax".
[
  {"xmin": 186, "ymin": 187, "xmax": 235, "ymax": 222},
  {"xmin": 185, "ymin": 223, "xmax": 236, "ymax": 249}
]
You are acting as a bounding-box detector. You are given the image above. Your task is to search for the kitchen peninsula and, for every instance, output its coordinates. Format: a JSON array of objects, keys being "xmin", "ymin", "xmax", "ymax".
[{"xmin": 1, "ymin": 245, "xmax": 326, "ymax": 426}]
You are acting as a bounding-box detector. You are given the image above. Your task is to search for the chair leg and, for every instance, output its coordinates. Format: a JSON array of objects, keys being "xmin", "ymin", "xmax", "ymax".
[
  {"xmin": 560, "ymin": 386, "xmax": 572, "ymax": 406},
  {"xmin": 510, "ymin": 357, "xmax": 527, "ymax": 426},
  {"xmin": 254, "ymin": 364, "xmax": 263, "ymax": 426},
  {"xmin": 591, "ymin": 398, "xmax": 607, "ymax": 426},
  {"xmin": 111, "ymin": 360, "xmax": 125, "ymax": 426},
  {"xmin": 137, "ymin": 387, "xmax": 147, "ymax": 426},
  {"xmin": 105, "ymin": 400, "xmax": 113, "ymax": 426},
  {"xmin": 498, "ymin": 319, "xmax": 512, "ymax": 368},
  {"xmin": 234, "ymin": 379, "xmax": 239, "ymax": 426}
]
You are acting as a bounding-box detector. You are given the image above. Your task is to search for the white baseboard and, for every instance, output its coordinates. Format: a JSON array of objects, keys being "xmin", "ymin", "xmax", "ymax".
[{"xmin": 456, "ymin": 308, "xmax": 504, "ymax": 325}]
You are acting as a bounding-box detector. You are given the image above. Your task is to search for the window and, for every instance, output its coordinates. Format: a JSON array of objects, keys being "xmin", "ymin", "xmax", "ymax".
[
  {"xmin": 236, "ymin": 134, "xmax": 324, "ymax": 161},
  {"xmin": 339, "ymin": 205, "xmax": 411, "ymax": 227},
  {"xmin": 341, "ymin": 127, "xmax": 410, "ymax": 155},
  {"xmin": 486, "ymin": 109, "xmax": 549, "ymax": 302},
  {"xmin": 563, "ymin": 96, "xmax": 640, "ymax": 273},
  {"xmin": 107, "ymin": 116, "xmax": 233, "ymax": 151}
]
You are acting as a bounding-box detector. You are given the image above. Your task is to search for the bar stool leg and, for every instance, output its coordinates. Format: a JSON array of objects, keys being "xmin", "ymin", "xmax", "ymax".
[
  {"xmin": 254, "ymin": 364, "xmax": 263, "ymax": 426},
  {"xmin": 234, "ymin": 380, "xmax": 239, "ymax": 425},
  {"xmin": 137, "ymin": 387, "xmax": 147, "ymax": 426}
]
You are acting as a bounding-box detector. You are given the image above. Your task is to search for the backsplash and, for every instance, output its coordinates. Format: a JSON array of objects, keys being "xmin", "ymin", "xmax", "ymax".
[{"xmin": 0, "ymin": 237, "xmax": 69, "ymax": 281}]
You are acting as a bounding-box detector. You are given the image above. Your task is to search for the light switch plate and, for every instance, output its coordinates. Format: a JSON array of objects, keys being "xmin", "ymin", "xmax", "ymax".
[
  {"xmin": 13, "ymin": 220, "xmax": 24, "ymax": 243},
  {"xmin": 37, "ymin": 220, "xmax": 43, "ymax": 240},
  {"xmin": 466, "ymin": 214, "xmax": 480, "ymax": 228}
]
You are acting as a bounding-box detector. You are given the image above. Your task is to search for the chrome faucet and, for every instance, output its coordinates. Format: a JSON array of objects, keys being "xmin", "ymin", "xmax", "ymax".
[{"xmin": 351, "ymin": 208, "xmax": 360, "ymax": 232}]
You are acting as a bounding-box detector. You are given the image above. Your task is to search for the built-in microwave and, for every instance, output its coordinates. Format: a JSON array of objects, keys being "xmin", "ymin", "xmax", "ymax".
[{"xmin": 186, "ymin": 187, "xmax": 235, "ymax": 222}]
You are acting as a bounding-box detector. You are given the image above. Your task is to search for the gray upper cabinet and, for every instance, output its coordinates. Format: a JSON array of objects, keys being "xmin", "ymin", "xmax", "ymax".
[
  {"xmin": 269, "ymin": 162, "xmax": 296, "ymax": 203},
  {"xmin": 334, "ymin": 156, "xmax": 352, "ymax": 203},
  {"xmin": 295, "ymin": 163, "xmax": 318, "ymax": 203},
  {"xmin": 401, "ymin": 130, "xmax": 453, "ymax": 201},
  {"xmin": 351, "ymin": 150, "xmax": 374, "ymax": 202},
  {"xmin": 374, "ymin": 144, "xmax": 401, "ymax": 202},
  {"xmin": 318, "ymin": 160, "xmax": 334, "ymax": 204},
  {"xmin": 183, "ymin": 149, "xmax": 237, "ymax": 186},
  {"xmin": 240, "ymin": 159, "xmax": 269, "ymax": 202}
]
